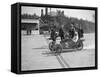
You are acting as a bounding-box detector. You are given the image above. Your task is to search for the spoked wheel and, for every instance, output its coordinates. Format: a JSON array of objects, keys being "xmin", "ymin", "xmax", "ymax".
[{"xmin": 49, "ymin": 41, "xmax": 56, "ymax": 53}]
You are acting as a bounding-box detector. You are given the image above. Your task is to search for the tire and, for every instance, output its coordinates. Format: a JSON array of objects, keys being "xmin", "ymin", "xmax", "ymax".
[
  {"xmin": 77, "ymin": 41, "xmax": 83, "ymax": 50},
  {"xmin": 55, "ymin": 44, "xmax": 62, "ymax": 55},
  {"xmin": 49, "ymin": 41, "xmax": 56, "ymax": 53},
  {"xmin": 49, "ymin": 42, "xmax": 53, "ymax": 51}
]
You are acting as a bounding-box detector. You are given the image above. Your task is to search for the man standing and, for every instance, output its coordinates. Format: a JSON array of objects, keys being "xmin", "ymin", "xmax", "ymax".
[
  {"xmin": 59, "ymin": 27, "xmax": 64, "ymax": 41},
  {"xmin": 79, "ymin": 25, "xmax": 84, "ymax": 39},
  {"xmin": 69, "ymin": 23, "xmax": 75, "ymax": 39},
  {"xmin": 50, "ymin": 27, "xmax": 57, "ymax": 42}
]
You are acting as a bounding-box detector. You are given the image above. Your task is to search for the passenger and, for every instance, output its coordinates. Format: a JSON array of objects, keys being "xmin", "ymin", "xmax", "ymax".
[
  {"xmin": 69, "ymin": 23, "xmax": 80, "ymax": 43},
  {"xmin": 72, "ymin": 29, "xmax": 79, "ymax": 42},
  {"xmin": 69, "ymin": 23, "xmax": 75, "ymax": 39}
]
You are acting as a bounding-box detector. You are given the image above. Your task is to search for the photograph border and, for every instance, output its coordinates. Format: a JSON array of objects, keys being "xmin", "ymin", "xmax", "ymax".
[{"xmin": 15, "ymin": 2, "xmax": 98, "ymax": 74}]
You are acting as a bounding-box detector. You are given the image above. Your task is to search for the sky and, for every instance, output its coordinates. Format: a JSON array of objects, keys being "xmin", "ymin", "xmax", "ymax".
[{"xmin": 21, "ymin": 6, "xmax": 95, "ymax": 22}]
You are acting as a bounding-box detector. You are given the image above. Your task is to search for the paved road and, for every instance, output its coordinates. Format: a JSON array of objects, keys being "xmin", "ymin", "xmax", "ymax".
[{"xmin": 21, "ymin": 33, "xmax": 95, "ymax": 71}]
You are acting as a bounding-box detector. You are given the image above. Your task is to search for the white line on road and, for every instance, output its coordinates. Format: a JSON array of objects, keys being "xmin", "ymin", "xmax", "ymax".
[{"xmin": 56, "ymin": 55, "xmax": 70, "ymax": 68}]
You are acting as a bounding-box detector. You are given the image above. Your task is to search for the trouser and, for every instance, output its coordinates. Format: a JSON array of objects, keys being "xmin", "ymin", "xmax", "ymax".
[
  {"xmin": 52, "ymin": 37, "xmax": 56, "ymax": 41},
  {"xmin": 60, "ymin": 36, "xmax": 64, "ymax": 40}
]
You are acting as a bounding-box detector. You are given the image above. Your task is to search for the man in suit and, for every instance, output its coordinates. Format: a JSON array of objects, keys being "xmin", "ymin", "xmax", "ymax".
[
  {"xmin": 59, "ymin": 27, "xmax": 64, "ymax": 41},
  {"xmin": 69, "ymin": 23, "xmax": 75, "ymax": 39},
  {"xmin": 78, "ymin": 25, "xmax": 84, "ymax": 39}
]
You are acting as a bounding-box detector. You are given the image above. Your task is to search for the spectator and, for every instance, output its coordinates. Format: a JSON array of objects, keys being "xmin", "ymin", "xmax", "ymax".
[
  {"xmin": 59, "ymin": 27, "xmax": 64, "ymax": 41},
  {"xmin": 78, "ymin": 25, "xmax": 84, "ymax": 39},
  {"xmin": 50, "ymin": 28, "xmax": 57, "ymax": 41}
]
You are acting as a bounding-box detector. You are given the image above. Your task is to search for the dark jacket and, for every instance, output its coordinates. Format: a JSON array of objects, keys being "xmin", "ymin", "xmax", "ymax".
[
  {"xmin": 78, "ymin": 29, "xmax": 84, "ymax": 38},
  {"xmin": 51, "ymin": 29, "xmax": 56, "ymax": 41},
  {"xmin": 59, "ymin": 28, "xmax": 64, "ymax": 37}
]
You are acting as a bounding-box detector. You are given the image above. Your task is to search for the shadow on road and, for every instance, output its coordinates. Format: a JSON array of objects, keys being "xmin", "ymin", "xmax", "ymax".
[
  {"xmin": 41, "ymin": 51, "xmax": 56, "ymax": 56},
  {"xmin": 32, "ymin": 46, "xmax": 48, "ymax": 49}
]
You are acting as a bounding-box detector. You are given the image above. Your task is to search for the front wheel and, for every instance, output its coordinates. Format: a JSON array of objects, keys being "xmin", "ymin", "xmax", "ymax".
[
  {"xmin": 55, "ymin": 44, "xmax": 62, "ymax": 55},
  {"xmin": 49, "ymin": 42, "xmax": 54, "ymax": 51},
  {"xmin": 77, "ymin": 41, "xmax": 83, "ymax": 50},
  {"xmin": 49, "ymin": 41, "xmax": 56, "ymax": 53}
]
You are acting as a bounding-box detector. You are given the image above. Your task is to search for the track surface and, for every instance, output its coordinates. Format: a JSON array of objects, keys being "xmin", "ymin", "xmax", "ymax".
[{"xmin": 21, "ymin": 33, "xmax": 95, "ymax": 71}]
